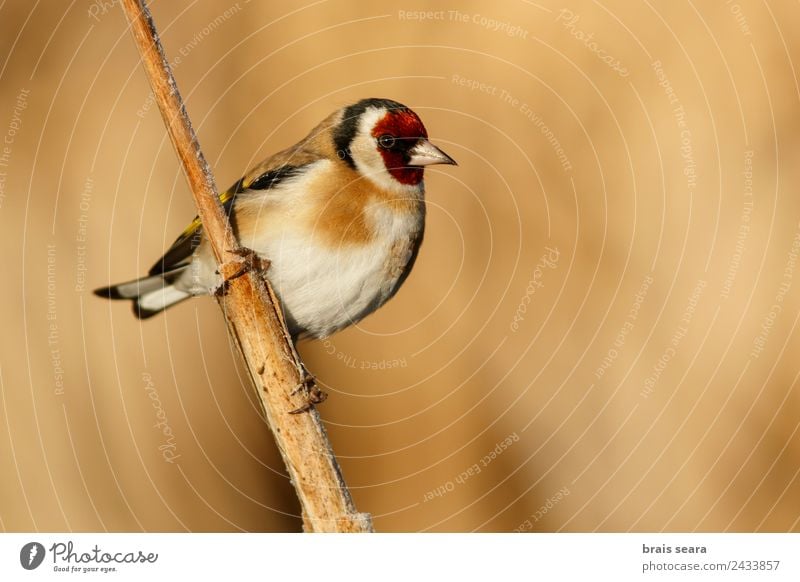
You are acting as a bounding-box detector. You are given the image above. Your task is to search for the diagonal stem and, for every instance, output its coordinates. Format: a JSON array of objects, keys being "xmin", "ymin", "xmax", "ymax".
[{"xmin": 119, "ymin": 0, "xmax": 373, "ymax": 533}]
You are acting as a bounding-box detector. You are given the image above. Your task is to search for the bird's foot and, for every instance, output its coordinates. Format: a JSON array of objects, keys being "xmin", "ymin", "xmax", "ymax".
[
  {"xmin": 289, "ymin": 365, "xmax": 328, "ymax": 414},
  {"xmin": 214, "ymin": 247, "xmax": 271, "ymax": 296}
]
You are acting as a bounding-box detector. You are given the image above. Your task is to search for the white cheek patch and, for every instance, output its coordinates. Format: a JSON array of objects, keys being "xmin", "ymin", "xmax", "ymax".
[{"xmin": 351, "ymin": 107, "xmax": 384, "ymax": 166}]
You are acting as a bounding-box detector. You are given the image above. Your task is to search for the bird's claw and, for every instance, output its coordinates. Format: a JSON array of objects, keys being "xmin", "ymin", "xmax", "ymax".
[
  {"xmin": 214, "ymin": 247, "xmax": 271, "ymax": 296},
  {"xmin": 289, "ymin": 366, "xmax": 328, "ymax": 414}
]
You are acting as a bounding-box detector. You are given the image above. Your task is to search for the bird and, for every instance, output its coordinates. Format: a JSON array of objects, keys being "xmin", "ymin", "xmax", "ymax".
[{"xmin": 94, "ymin": 98, "xmax": 456, "ymax": 340}]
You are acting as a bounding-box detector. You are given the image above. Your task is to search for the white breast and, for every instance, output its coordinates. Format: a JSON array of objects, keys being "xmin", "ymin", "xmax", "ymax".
[{"xmin": 261, "ymin": 201, "xmax": 423, "ymax": 338}]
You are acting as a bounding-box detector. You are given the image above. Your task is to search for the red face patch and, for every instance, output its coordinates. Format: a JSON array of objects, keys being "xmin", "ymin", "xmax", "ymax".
[{"xmin": 371, "ymin": 109, "xmax": 429, "ymax": 186}]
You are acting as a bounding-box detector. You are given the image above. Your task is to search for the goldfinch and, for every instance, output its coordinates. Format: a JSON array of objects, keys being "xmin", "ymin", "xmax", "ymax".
[{"xmin": 95, "ymin": 98, "xmax": 456, "ymax": 339}]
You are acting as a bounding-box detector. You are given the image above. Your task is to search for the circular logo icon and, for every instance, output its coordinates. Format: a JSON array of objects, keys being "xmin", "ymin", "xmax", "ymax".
[{"xmin": 19, "ymin": 542, "xmax": 45, "ymax": 570}]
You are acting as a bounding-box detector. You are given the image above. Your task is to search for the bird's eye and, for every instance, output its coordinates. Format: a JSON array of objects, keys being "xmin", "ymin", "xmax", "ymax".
[{"xmin": 378, "ymin": 134, "xmax": 396, "ymax": 149}]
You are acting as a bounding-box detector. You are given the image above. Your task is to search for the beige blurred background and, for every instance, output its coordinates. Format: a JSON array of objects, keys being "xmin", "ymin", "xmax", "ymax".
[{"xmin": 0, "ymin": 0, "xmax": 798, "ymax": 532}]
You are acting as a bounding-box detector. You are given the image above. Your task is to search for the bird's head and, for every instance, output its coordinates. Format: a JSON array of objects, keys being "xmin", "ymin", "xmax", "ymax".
[{"xmin": 333, "ymin": 98, "xmax": 456, "ymax": 191}]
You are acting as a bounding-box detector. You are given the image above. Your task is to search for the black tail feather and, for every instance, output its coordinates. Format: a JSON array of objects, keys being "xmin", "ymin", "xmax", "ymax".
[
  {"xmin": 93, "ymin": 285, "xmax": 127, "ymax": 300},
  {"xmin": 93, "ymin": 266, "xmax": 191, "ymax": 319}
]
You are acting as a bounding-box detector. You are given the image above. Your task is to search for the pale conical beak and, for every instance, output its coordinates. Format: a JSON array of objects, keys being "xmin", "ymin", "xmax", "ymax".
[{"xmin": 408, "ymin": 139, "xmax": 457, "ymax": 167}]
